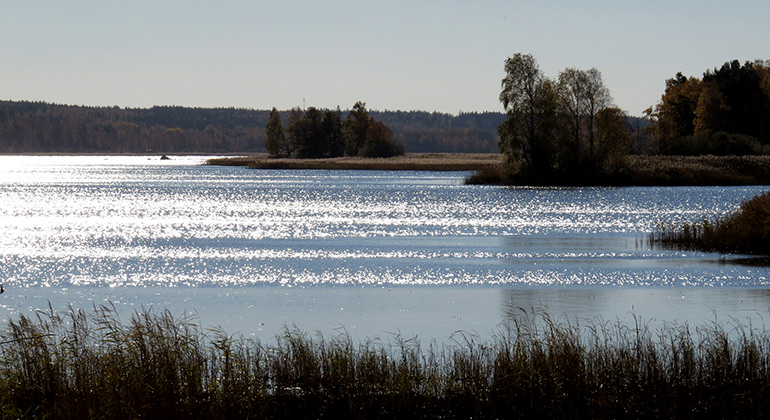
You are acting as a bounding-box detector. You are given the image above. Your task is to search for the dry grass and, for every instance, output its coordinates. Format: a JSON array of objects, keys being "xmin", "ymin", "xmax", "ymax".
[
  {"xmin": 206, "ymin": 153, "xmax": 503, "ymax": 172},
  {"xmin": 624, "ymin": 155, "xmax": 770, "ymax": 186},
  {"xmin": 2, "ymin": 305, "xmax": 770, "ymax": 419},
  {"xmin": 465, "ymin": 155, "xmax": 770, "ymax": 186}
]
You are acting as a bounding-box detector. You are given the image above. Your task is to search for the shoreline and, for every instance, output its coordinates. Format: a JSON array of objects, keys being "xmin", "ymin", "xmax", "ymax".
[
  {"xmin": 6, "ymin": 153, "xmax": 770, "ymax": 186},
  {"xmin": 205, "ymin": 153, "xmax": 503, "ymax": 171},
  {"xmin": 206, "ymin": 153, "xmax": 770, "ymax": 186},
  {"xmin": 466, "ymin": 154, "xmax": 770, "ymax": 186}
]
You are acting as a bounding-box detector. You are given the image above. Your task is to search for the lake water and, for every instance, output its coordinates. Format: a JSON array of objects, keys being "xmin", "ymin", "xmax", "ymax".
[{"xmin": 1, "ymin": 155, "xmax": 769, "ymax": 341}]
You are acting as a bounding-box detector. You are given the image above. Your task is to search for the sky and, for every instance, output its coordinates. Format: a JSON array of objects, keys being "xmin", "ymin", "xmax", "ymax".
[{"xmin": 2, "ymin": 1, "xmax": 769, "ymax": 116}]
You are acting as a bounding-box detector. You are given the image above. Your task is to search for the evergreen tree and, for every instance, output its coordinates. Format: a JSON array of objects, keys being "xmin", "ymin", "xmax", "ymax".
[
  {"xmin": 322, "ymin": 108, "xmax": 344, "ymax": 157},
  {"xmin": 265, "ymin": 108, "xmax": 285, "ymax": 156},
  {"xmin": 343, "ymin": 101, "xmax": 371, "ymax": 156}
]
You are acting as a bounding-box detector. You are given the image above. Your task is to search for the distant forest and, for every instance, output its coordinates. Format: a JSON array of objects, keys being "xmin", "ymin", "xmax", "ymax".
[{"xmin": 0, "ymin": 101, "xmax": 511, "ymax": 154}]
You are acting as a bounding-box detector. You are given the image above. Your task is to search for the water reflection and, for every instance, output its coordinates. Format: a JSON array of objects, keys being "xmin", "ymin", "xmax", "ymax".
[
  {"xmin": 2, "ymin": 156, "xmax": 770, "ymax": 339},
  {"xmin": 502, "ymin": 288, "xmax": 770, "ymax": 330},
  {"xmin": 3, "ymin": 286, "xmax": 769, "ymax": 342}
]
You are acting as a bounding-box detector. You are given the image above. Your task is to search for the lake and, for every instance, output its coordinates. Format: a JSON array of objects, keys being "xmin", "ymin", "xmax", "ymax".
[{"xmin": 1, "ymin": 155, "xmax": 769, "ymax": 341}]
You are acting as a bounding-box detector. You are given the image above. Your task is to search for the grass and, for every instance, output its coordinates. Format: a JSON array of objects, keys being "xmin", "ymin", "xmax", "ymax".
[
  {"xmin": 2, "ymin": 305, "xmax": 770, "ymax": 419},
  {"xmin": 651, "ymin": 191, "xmax": 770, "ymax": 255}
]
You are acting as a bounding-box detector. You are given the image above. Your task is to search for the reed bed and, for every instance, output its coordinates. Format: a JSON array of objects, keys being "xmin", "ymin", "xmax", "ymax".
[
  {"xmin": 2, "ymin": 305, "xmax": 770, "ymax": 419},
  {"xmin": 651, "ymin": 191, "xmax": 770, "ymax": 255},
  {"xmin": 624, "ymin": 155, "xmax": 770, "ymax": 186},
  {"xmin": 465, "ymin": 154, "xmax": 770, "ymax": 185},
  {"xmin": 205, "ymin": 153, "xmax": 502, "ymax": 172}
]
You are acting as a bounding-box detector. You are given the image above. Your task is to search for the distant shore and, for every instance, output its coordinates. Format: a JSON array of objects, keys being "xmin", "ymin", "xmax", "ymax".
[{"xmin": 205, "ymin": 153, "xmax": 502, "ymax": 172}]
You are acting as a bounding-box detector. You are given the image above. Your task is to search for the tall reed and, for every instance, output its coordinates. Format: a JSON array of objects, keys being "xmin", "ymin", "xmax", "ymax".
[
  {"xmin": 1, "ymin": 304, "xmax": 769, "ymax": 419},
  {"xmin": 651, "ymin": 191, "xmax": 770, "ymax": 255}
]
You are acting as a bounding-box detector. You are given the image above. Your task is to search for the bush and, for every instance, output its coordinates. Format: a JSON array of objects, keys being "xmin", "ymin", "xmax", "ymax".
[
  {"xmin": 358, "ymin": 136, "xmax": 406, "ymax": 158},
  {"xmin": 358, "ymin": 120, "xmax": 405, "ymax": 158}
]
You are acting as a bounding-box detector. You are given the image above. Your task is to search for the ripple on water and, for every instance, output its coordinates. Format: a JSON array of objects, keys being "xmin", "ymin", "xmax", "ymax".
[{"xmin": 0, "ymin": 156, "xmax": 767, "ymax": 290}]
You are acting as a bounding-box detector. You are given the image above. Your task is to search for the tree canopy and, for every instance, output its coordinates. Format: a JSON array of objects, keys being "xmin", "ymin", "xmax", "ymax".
[
  {"xmin": 497, "ymin": 53, "xmax": 628, "ymax": 180},
  {"xmin": 646, "ymin": 59, "xmax": 770, "ymax": 155},
  {"xmin": 0, "ymin": 101, "xmax": 502, "ymax": 154},
  {"xmin": 264, "ymin": 108, "xmax": 286, "ymax": 156},
  {"xmin": 267, "ymin": 102, "xmax": 404, "ymax": 159}
]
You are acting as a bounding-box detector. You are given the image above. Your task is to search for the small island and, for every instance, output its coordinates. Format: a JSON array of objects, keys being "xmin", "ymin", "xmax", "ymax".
[{"xmin": 472, "ymin": 55, "xmax": 770, "ymax": 186}]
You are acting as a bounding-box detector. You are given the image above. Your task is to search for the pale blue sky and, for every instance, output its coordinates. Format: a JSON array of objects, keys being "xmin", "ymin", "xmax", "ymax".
[{"xmin": 2, "ymin": 1, "xmax": 769, "ymax": 116}]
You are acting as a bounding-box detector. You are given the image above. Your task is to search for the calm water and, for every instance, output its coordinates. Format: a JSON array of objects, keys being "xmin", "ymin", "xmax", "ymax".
[{"xmin": 1, "ymin": 156, "xmax": 769, "ymax": 340}]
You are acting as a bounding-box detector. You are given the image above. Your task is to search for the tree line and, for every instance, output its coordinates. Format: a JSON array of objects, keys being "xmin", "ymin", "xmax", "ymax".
[
  {"xmin": 0, "ymin": 101, "xmax": 504, "ymax": 154},
  {"xmin": 496, "ymin": 53, "xmax": 632, "ymax": 182},
  {"xmin": 495, "ymin": 54, "xmax": 770, "ymax": 184},
  {"xmin": 0, "ymin": 102, "xmax": 267, "ymax": 153},
  {"xmin": 644, "ymin": 59, "xmax": 770, "ymax": 155},
  {"xmin": 265, "ymin": 102, "xmax": 405, "ymax": 158}
]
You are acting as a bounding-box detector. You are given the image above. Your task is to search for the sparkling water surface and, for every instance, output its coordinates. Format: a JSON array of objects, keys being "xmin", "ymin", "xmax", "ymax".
[{"xmin": 1, "ymin": 156, "xmax": 769, "ymax": 340}]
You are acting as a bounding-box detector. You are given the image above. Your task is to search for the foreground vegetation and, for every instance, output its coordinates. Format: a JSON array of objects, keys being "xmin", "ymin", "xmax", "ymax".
[
  {"xmin": 651, "ymin": 191, "xmax": 770, "ymax": 255},
  {"xmin": 2, "ymin": 305, "xmax": 770, "ymax": 419}
]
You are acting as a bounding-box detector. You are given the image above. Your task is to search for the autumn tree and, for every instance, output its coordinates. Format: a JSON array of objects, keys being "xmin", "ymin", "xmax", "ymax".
[
  {"xmin": 648, "ymin": 60, "xmax": 770, "ymax": 155},
  {"xmin": 594, "ymin": 107, "xmax": 632, "ymax": 172},
  {"xmin": 693, "ymin": 82, "xmax": 728, "ymax": 133},
  {"xmin": 757, "ymin": 60, "xmax": 770, "ymax": 98},
  {"xmin": 653, "ymin": 73, "xmax": 703, "ymax": 151}
]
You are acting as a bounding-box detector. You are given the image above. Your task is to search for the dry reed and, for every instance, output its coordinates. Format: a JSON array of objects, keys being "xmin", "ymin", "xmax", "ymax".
[
  {"xmin": 2, "ymin": 304, "xmax": 770, "ymax": 419},
  {"xmin": 206, "ymin": 153, "xmax": 502, "ymax": 172},
  {"xmin": 651, "ymin": 191, "xmax": 770, "ymax": 255}
]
